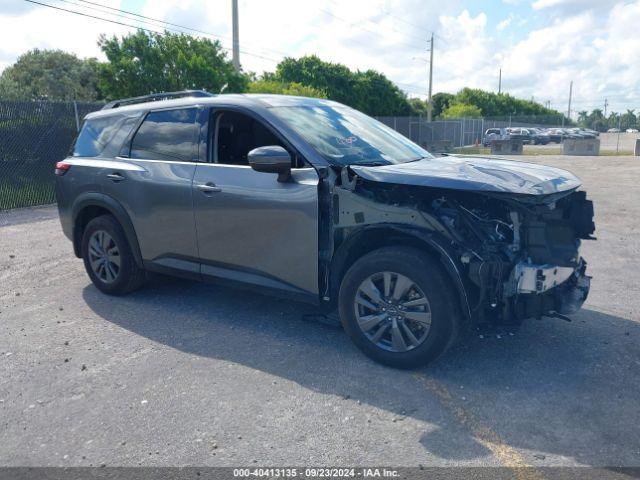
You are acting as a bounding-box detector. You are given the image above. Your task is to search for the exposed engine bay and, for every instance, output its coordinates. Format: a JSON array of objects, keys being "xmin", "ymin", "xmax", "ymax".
[{"xmin": 327, "ymin": 162, "xmax": 595, "ymax": 325}]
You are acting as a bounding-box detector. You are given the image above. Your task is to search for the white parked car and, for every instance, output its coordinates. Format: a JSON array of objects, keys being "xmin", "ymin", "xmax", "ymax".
[{"xmin": 625, "ymin": 128, "xmax": 639, "ymax": 133}]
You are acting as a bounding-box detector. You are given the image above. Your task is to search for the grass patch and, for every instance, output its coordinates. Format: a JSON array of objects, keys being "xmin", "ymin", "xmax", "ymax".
[{"xmin": 0, "ymin": 179, "xmax": 55, "ymax": 210}]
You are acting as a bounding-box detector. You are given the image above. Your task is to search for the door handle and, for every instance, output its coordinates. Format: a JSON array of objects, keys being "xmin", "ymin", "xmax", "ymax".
[
  {"xmin": 107, "ymin": 172, "xmax": 125, "ymax": 182},
  {"xmin": 197, "ymin": 183, "xmax": 222, "ymax": 193}
]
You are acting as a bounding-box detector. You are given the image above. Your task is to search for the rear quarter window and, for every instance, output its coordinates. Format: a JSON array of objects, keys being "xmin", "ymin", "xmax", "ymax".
[
  {"xmin": 73, "ymin": 114, "xmax": 140, "ymax": 158},
  {"xmin": 129, "ymin": 108, "xmax": 198, "ymax": 162}
]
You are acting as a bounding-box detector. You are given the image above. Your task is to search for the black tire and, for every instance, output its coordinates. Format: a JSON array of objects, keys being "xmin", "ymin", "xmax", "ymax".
[
  {"xmin": 81, "ymin": 214, "xmax": 146, "ymax": 295},
  {"xmin": 338, "ymin": 247, "xmax": 461, "ymax": 369}
]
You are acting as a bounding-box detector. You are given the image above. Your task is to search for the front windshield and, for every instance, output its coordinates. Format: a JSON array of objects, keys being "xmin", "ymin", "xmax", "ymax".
[{"xmin": 271, "ymin": 105, "xmax": 432, "ymax": 166}]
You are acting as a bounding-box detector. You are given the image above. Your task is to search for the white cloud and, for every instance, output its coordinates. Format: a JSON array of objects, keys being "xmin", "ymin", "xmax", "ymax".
[
  {"xmin": 495, "ymin": 2, "xmax": 640, "ymax": 113},
  {"xmin": 0, "ymin": 0, "xmax": 639, "ymax": 113},
  {"xmin": 497, "ymin": 16, "xmax": 513, "ymax": 31},
  {"xmin": 428, "ymin": 10, "xmax": 496, "ymax": 95},
  {"xmin": 0, "ymin": 0, "xmax": 131, "ymax": 71}
]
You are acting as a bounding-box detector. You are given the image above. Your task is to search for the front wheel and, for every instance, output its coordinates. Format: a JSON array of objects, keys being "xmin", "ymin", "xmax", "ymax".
[{"xmin": 338, "ymin": 247, "xmax": 461, "ymax": 369}]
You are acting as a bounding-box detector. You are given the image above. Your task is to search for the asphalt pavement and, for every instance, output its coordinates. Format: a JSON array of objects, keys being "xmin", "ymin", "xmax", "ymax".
[{"xmin": 1, "ymin": 155, "xmax": 639, "ymax": 471}]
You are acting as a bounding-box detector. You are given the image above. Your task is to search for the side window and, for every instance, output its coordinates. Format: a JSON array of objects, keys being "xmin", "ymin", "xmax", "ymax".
[
  {"xmin": 130, "ymin": 108, "xmax": 197, "ymax": 161},
  {"xmin": 73, "ymin": 114, "xmax": 139, "ymax": 158},
  {"xmin": 213, "ymin": 111, "xmax": 287, "ymax": 166}
]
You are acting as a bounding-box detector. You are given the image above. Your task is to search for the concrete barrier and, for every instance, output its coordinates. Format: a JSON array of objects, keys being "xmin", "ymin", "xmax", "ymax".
[
  {"xmin": 563, "ymin": 138, "xmax": 600, "ymax": 156},
  {"xmin": 635, "ymin": 139, "xmax": 640, "ymax": 156},
  {"xmin": 490, "ymin": 139, "xmax": 523, "ymax": 155}
]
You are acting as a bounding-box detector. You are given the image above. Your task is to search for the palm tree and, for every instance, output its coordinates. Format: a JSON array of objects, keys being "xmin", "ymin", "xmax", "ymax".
[
  {"xmin": 621, "ymin": 109, "xmax": 636, "ymax": 130},
  {"xmin": 577, "ymin": 111, "xmax": 588, "ymax": 127},
  {"xmin": 588, "ymin": 109, "xmax": 605, "ymax": 131}
]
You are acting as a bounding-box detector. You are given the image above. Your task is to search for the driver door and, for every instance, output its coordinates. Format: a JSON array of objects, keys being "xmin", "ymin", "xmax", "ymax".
[{"xmin": 192, "ymin": 108, "xmax": 320, "ymax": 298}]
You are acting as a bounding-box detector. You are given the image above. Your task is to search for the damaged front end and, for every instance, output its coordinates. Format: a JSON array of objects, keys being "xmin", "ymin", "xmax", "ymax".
[{"xmin": 328, "ymin": 162, "xmax": 595, "ymax": 325}]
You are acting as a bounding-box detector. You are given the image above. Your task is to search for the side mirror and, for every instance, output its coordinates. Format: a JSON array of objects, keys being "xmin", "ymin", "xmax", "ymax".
[{"xmin": 248, "ymin": 146, "xmax": 292, "ymax": 182}]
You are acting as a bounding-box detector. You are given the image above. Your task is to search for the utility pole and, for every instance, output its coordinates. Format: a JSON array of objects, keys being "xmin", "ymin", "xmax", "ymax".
[
  {"xmin": 427, "ymin": 32, "xmax": 434, "ymax": 122},
  {"xmin": 232, "ymin": 0, "xmax": 240, "ymax": 73},
  {"xmin": 604, "ymin": 98, "xmax": 609, "ymax": 117},
  {"xmin": 567, "ymin": 80, "xmax": 573, "ymax": 121},
  {"xmin": 498, "ymin": 68, "xmax": 501, "ymax": 94}
]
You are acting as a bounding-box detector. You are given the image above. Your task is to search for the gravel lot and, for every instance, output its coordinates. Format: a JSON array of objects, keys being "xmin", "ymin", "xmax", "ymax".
[{"xmin": 1, "ymin": 155, "xmax": 639, "ymax": 471}]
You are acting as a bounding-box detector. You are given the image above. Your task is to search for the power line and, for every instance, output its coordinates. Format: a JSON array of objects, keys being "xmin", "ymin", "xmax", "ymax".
[
  {"xmin": 23, "ymin": 0, "xmax": 430, "ymax": 97},
  {"xmin": 51, "ymin": 0, "xmax": 429, "ymax": 94},
  {"xmin": 25, "ymin": 0, "xmax": 164, "ymax": 34},
  {"xmin": 317, "ymin": 7, "xmax": 426, "ymax": 52},
  {"xmin": 25, "ymin": 0, "xmax": 280, "ymax": 63},
  {"xmin": 324, "ymin": 0, "xmax": 430, "ymax": 45},
  {"xmin": 71, "ymin": 0, "xmax": 292, "ymax": 60}
]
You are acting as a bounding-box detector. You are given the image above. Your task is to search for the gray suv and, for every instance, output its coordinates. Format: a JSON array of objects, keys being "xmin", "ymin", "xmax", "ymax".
[{"xmin": 56, "ymin": 91, "xmax": 595, "ymax": 368}]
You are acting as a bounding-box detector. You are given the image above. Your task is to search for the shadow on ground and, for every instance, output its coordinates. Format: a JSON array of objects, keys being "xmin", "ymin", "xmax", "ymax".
[{"xmin": 83, "ymin": 277, "xmax": 640, "ymax": 466}]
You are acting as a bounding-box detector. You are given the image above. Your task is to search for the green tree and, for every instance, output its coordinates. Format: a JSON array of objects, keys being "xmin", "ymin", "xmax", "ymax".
[
  {"xmin": 247, "ymin": 79, "xmax": 326, "ymax": 98},
  {"xmin": 577, "ymin": 111, "xmax": 589, "ymax": 126},
  {"xmin": 586, "ymin": 109, "xmax": 606, "ymax": 131},
  {"xmin": 408, "ymin": 98, "xmax": 429, "ymax": 116},
  {"xmin": 607, "ymin": 112, "xmax": 620, "ymax": 130},
  {"xmin": 620, "ymin": 109, "xmax": 636, "ymax": 130},
  {"xmin": 273, "ymin": 55, "xmax": 412, "ymax": 116},
  {"xmin": 0, "ymin": 49, "xmax": 100, "ymax": 100},
  {"xmin": 432, "ymin": 92, "xmax": 454, "ymax": 118},
  {"xmin": 451, "ymin": 88, "xmax": 565, "ymax": 123},
  {"xmin": 440, "ymin": 102, "xmax": 482, "ymax": 119},
  {"xmin": 98, "ymin": 30, "xmax": 247, "ymax": 100}
]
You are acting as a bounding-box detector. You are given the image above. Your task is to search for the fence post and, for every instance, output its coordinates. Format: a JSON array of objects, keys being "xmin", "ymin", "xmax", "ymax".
[
  {"xmin": 616, "ymin": 114, "xmax": 621, "ymax": 154},
  {"xmin": 409, "ymin": 116, "xmax": 412, "ymax": 143},
  {"xmin": 73, "ymin": 100, "xmax": 80, "ymax": 132}
]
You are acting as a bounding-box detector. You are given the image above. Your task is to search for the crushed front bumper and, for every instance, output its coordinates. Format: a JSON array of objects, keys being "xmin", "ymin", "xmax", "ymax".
[{"xmin": 508, "ymin": 258, "xmax": 591, "ymax": 320}]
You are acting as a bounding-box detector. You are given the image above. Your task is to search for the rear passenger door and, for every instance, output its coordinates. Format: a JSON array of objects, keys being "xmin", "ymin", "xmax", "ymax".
[{"xmin": 101, "ymin": 107, "xmax": 201, "ymax": 277}]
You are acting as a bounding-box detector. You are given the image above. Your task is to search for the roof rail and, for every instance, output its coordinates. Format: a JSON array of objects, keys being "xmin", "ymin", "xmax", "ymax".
[{"xmin": 101, "ymin": 90, "xmax": 215, "ymax": 110}]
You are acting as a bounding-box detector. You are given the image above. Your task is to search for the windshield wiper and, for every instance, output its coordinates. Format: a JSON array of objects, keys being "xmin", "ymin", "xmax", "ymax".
[
  {"xmin": 348, "ymin": 161, "xmax": 389, "ymax": 167},
  {"xmin": 402, "ymin": 156, "xmax": 429, "ymax": 163}
]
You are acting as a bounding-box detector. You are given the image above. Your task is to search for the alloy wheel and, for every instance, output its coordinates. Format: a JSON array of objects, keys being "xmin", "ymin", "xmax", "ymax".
[
  {"xmin": 354, "ymin": 271, "xmax": 432, "ymax": 352},
  {"xmin": 88, "ymin": 230, "xmax": 121, "ymax": 284}
]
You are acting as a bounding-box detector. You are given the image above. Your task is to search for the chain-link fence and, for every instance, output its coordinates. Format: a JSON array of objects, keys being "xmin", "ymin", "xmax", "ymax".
[
  {"xmin": 0, "ymin": 103, "xmax": 583, "ymax": 211},
  {"xmin": 376, "ymin": 116, "xmax": 567, "ymax": 151},
  {"xmin": 0, "ymin": 100, "xmax": 103, "ymax": 210}
]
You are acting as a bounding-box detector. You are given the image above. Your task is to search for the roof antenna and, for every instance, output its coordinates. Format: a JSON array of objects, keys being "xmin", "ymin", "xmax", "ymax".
[{"xmin": 220, "ymin": 83, "xmax": 229, "ymax": 94}]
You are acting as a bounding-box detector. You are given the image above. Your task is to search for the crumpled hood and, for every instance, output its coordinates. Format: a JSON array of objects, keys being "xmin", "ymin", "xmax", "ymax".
[{"xmin": 349, "ymin": 155, "xmax": 581, "ymax": 195}]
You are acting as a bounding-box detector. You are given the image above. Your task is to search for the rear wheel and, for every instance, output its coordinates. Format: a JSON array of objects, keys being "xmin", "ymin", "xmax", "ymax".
[
  {"xmin": 338, "ymin": 247, "xmax": 461, "ymax": 368},
  {"xmin": 81, "ymin": 215, "xmax": 146, "ymax": 295}
]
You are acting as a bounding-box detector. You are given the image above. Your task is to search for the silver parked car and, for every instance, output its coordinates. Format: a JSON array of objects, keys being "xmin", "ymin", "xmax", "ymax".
[{"xmin": 56, "ymin": 91, "xmax": 595, "ymax": 368}]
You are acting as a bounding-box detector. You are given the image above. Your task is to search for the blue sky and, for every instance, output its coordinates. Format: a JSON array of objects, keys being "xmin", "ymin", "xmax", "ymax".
[{"xmin": 1, "ymin": 0, "xmax": 639, "ymax": 115}]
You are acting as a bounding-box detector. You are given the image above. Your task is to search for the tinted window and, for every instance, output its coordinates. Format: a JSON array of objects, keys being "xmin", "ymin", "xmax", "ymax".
[
  {"xmin": 215, "ymin": 111, "xmax": 285, "ymax": 166},
  {"xmin": 73, "ymin": 114, "xmax": 139, "ymax": 157},
  {"xmin": 130, "ymin": 108, "xmax": 197, "ymax": 161}
]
